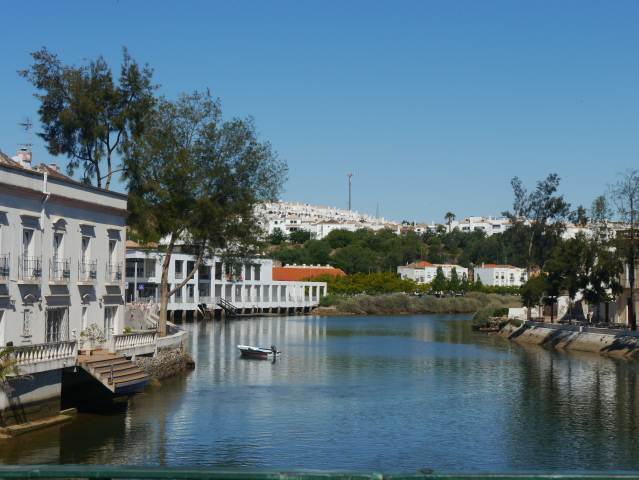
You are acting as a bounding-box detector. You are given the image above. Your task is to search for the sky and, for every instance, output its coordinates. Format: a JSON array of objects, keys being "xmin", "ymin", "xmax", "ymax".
[{"xmin": 1, "ymin": 0, "xmax": 639, "ymax": 223}]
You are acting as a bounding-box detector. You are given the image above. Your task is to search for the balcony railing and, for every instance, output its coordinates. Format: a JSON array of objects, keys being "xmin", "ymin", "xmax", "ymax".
[
  {"xmin": 49, "ymin": 258, "xmax": 71, "ymax": 283},
  {"xmin": 12, "ymin": 340, "xmax": 77, "ymax": 367},
  {"xmin": 19, "ymin": 255, "xmax": 42, "ymax": 282},
  {"xmin": 106, "ymin": 262, "xmax": 123, "ymax": 283},
  {"xmin": 79, "ymin": 260, "xmax": 98, "ymax": 283},
  {"xmin": 109, "ymin": 331, "xmax": 157, "ymax": 354},
  {"xmin": 0, "ymin": 254, "xmax": 9, "ymax": 281}
]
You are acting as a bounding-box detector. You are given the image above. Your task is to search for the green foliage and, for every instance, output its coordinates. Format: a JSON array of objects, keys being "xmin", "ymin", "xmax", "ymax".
[
  {"xmin": 430, "ymin": 267, "xmax": 447, "ymax": 292},
  {"xmin": 326, "ymin": 292, "xmax": 520, "ymax": 317},
  {"xmin": 269, "ymin": 228, "xmax": 286, "ymax": 245},
  {"xmin": 125, "ymin": 90, "xmax": 287, "ymax": 334},
  {"xmin": 0, "ymin": 347, "xmax": 21, "ymax": 384},
  {"xmin": 20, "ymin": 47, "xmax": 156, "ymax": 189},
  {"xmin": 317, "ymin": 272, "xmax": 418, "ymax": 295},
  {"xmin": 289, "ymin": 230, "xmax": 311, "ymax": 244},
  {"xmin": 81, "ymin": 324, "xmax": 106, "ymax": 347}
]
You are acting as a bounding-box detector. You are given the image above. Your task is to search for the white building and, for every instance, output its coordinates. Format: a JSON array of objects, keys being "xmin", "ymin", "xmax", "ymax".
[
  {"xmin": 0, "ymin": 148, "xmax": 156, "ymax": 427},
  {"xmin": 126, "ymin": 244, "xmax": 328, "ymax": 319},
  {"xmin": 453, "ymin": 216, "xmax": 511, "ymax": 236},
  {"xmin": 473, "ymin": 263, "xmax": 527, "ymax": 287},
  {"xmin": 0, "ymin": 149, "xmax": 127, "ymax": 349},
  {"xmin": 397, "ymin": 261, "xmax": 468, "ymax": 284},
  {"xmin": 256, "ymin": 201, "xmax": 400, "ymax": 240}
]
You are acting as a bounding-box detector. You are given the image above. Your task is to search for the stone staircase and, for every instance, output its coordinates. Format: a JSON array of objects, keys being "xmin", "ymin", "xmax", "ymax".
[{"xmin": 78, "ymin": 351, "xmax": 149, "ymax": 396}]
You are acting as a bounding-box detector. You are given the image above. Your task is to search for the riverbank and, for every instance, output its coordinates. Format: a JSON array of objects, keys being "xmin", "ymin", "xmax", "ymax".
[
  {"xmin": 500, "ymin": 321, "xmax": 639, "ymax": 358},
  {"xmin": 314, "ymin": 292, "xmax": 521, "ymax": 316}
]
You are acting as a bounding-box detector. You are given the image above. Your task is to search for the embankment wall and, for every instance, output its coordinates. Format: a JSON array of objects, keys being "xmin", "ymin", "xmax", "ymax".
[{"xmin": 501, "ymin": 322, "xmax": 639, "ymax": 358}]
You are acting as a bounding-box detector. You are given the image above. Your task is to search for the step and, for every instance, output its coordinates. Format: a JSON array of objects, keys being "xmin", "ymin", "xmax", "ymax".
[
  {"xmin": 113, "ymin": 372, "xmax": 149, "ymax": 385},
  {"xmin": 98, "ymin": 367, "xmax": 142, "ymax": 381},
  {"xmin": 94, "ymin": 363, "xmax": 140, "ymax": 375},
  {"xmin": 84, "ymin": 358, "xmax": 129, "ymax": 369}
]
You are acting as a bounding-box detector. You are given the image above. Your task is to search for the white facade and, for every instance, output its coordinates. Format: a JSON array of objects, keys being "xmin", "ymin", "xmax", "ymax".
[
  {"xmin": 0, "ymin": 150, "xmax": 126, "ymax": 350},
  {"xmin": 256, "ymin": 201, "xmax": 400, "ymax": 240},
  {"xmin": 126, "ymin": 249, "xmax": 327, "ymax": 311},
  {"xmin": 397, "ymin": 262, "xmax": 468, "ymax": 284},
  {"xmin": 473, "ymin": 264, "xmax": 527, "ymax": 287}
]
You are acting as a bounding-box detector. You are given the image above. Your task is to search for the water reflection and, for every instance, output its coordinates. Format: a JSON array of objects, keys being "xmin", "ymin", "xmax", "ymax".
[{"xmin": 1, "ymin": 314, "xmax": 639, "ymax": 472}]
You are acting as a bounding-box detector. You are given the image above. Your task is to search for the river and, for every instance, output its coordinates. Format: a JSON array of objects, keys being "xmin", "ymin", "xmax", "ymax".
[{"xmin": 2, "ymin": 314, "xmax": 639, "ymax": 472}]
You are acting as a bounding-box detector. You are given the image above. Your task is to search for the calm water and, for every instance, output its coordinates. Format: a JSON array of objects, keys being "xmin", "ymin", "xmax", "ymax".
[{"xmin": 2, "ymin": 314, "xmax": 639, "ymax": 472}]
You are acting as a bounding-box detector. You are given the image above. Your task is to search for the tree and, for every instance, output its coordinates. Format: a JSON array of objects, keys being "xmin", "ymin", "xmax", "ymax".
[
  {"xmin": 289, "ymin": 230, "xmax": 311, "ymax": 244},
  {"xmin": 521, "ymin": 276, "xmax": 547, "ymax": 320},
  {"xmin": 430, "ymin": 266, "xmax": 447, "ymax": 293},
  {"xmin": 21, "ymin": 47, "xmax": 155, "ymax": 189},
  {"xmin": 444, "ymin": 212, "xmax": 456, "ymax": 233},
  {"xmin": 572, "ymin": 205, "xmax": 589, "ymax": 227},
  {"xmin": 609, "ymin": 170, "xmax": 639, "ymax": 330},
  {"xmin": 125, "ymin": 91, "xmax": 287, "ymax": 335},
  {"xmin": 269, "ymin": 228, "xmax": 286, "ymax": 245},
  {"xmin": 503, "ymin": 174, "xmax": 571, "ymax": 318},
  {"xmin": 448, "ymin": 267, "xmax": 461, "ymax": 292}
]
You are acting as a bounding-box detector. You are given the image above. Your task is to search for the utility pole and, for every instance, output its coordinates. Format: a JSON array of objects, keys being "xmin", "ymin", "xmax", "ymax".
[{"xmin": 347, "ymin": 173, "xmax": 353, "ymax": 211}]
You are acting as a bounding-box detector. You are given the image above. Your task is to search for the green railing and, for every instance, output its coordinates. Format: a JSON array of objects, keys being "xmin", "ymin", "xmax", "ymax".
[{"xmin": 0, "ymin": 467, "xmax": 638, "ymax": 480}]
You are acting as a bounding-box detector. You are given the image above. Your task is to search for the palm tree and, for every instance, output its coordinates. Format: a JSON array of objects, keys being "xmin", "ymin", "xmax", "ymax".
[
  {"xmin": 0, "ymin": 346, "xmax": 21, "ymax": 387},
  {"xmin": 444, "ymin": 212, "xmax": 456, "ymax": 233}
]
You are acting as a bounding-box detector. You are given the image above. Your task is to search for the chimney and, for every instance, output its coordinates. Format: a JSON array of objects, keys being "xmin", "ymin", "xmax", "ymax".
[{"xmin": 14, "ymin": 148, "xmax": 32, "ymax": 168}]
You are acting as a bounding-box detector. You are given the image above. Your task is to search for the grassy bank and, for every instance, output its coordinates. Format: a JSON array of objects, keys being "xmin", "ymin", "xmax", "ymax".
[{"xmin": 315, "ymin": 292, "xmax": 521, "ymax": 316}]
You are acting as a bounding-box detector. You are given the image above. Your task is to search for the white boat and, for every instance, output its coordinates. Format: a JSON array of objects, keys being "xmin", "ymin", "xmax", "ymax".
[{"xmin": 237, "ymin": 345, "xmax": 280, "ymax": 360}]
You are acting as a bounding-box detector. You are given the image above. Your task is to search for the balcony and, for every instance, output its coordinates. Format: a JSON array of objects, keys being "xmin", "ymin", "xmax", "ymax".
[
  {"xmin": 106, "ymin": 262, "xmax": 123, "ymax": 284},
  {"xmin": 49, "ymin": 258, "xmax": 71, "ymax": 284},
  {"xmin": 79, "ymin": 260, "xmax": 98, "ymax": 284},
  {"xmin": 18, "ymin": 255, "xmax": 42, "ymax": 283},
  {"xmin": 12, "ymin": 340, "xmax": 77, "ymax": 374},
  {"xmin": 0, "ymin": 254, "xmax": 9, "ymax": 282}
]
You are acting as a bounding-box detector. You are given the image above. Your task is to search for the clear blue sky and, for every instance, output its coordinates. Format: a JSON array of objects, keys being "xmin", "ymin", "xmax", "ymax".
[{"xmin": 1, "ymin": 1, "xmax": 638, "ymax": 222}]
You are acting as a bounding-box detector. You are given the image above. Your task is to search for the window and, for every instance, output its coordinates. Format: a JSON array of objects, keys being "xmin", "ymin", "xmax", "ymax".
[
  {"xmin": 0, "ymin": 311, "xmax": 4, "ymax": 346},
  {"xmin": 245, "ymin": 264, "xmax": 252, "ymax": 281},
  {"xmin": 104, "ymin": 306, "xmax": 117, "ymax": 341},
  {"xmin": 22, "ymin": 228, "xmax": 34, "ymax": 258},
  {"xmin": 81, "ymin": 236, "xmax": 91, "ymax": 264},
  {"xmin": 187, "ymin": 284, "xmax": 194, "ymax": 301},
  {"xmin": 109, "ymin": 239, "xmax": 117, "ymax": 265},
  {"xmin": 46, "ymin": 307, "xmax": 68, "ymax": 343},
  {"xmin": 22, "ymin": 309, "xmax": 32, "ymax": 337},
  {"xmin": 81, "ymin": 306, "xmax": 88, "ymax": 331},
  {"xmin": 215, "ymin": 262, "xmax": 223, "ymax": 280},
  {"xmin": 175, "ymin": 260, "xmax": 184, "ymax": 279},
  {"xmin": 254, "ymin": 264, "xmax": 261, "ymax": 281},
  {"xmin": 53, "ymin": 232, "xmax": 64, "ymax": 261}
]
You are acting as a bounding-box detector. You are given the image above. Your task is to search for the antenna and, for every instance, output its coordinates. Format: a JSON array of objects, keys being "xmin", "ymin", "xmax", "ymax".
[
  {"xmin": 347, "ymin": 173, "xmax": 353, "ymax": 211},
  {"xmin": 18, "ymin": 117, "xmax": 33, "ymax": 151}
]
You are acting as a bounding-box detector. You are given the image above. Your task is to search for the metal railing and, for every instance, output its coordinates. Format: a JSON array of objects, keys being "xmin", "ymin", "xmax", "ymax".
[
  {"xmin": 79, "ymin": 260, "xmax": 98, "ymax": 282},
  {"xmin": 12, "ymin": 340, "xmax": 77, "ymax": 366},
  {"xmin": 106, "ymin": 262, "xmax": 123, "ymax": 283},
  {"xmin": 1, "ymin": 466, "xmax": 639, "ymax": 479},
  {"xmin": 18, "ymin": 255, "xmax": 42, "ymax": 282},
  {"xmin": 0, "ymin": 253, "xmax": 9, "ymax": 280},
  {"xmin": 49, "ymin": 258, "xmax": 71, "ymax": 282}
]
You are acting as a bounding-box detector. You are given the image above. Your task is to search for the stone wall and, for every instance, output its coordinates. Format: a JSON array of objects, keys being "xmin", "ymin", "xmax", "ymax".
[
  {"xmin": 501, "ymin": 321, "xmax": 639, "ymax": 358},
  {"xmin": 135, "ymin": 347, "xmax": 194, "ymax": 381}
]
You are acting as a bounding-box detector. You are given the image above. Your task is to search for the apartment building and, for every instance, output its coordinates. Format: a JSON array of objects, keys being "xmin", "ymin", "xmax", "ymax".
[
  {"xmin": 0, "ymin": 149, "xmax": 126, "ymax": 349},
  {"xmin": 126, "ymin": 244, "xmax": 328, "ymax": 318},
  {"xmin": 473, "ymin": 263, "xmax": 527, "ymax": 287},
  {"xmin": 397, "ymin": 261, "xmax": 468, "ymax": 284}
]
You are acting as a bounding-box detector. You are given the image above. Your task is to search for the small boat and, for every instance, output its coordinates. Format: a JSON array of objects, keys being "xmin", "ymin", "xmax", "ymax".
[{"xmin": 237, "ymin": 345, "xmax": 280, "ymax": 360}]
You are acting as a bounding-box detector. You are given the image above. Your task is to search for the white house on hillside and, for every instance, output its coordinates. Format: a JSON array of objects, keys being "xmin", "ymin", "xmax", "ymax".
[
  {"xmin": 397, "ymin": 261, "xmax": 468, "ymax": 284},
  {"xmin": 473, "ymin": 264, "xmax": 527, "ymax": 287}
]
